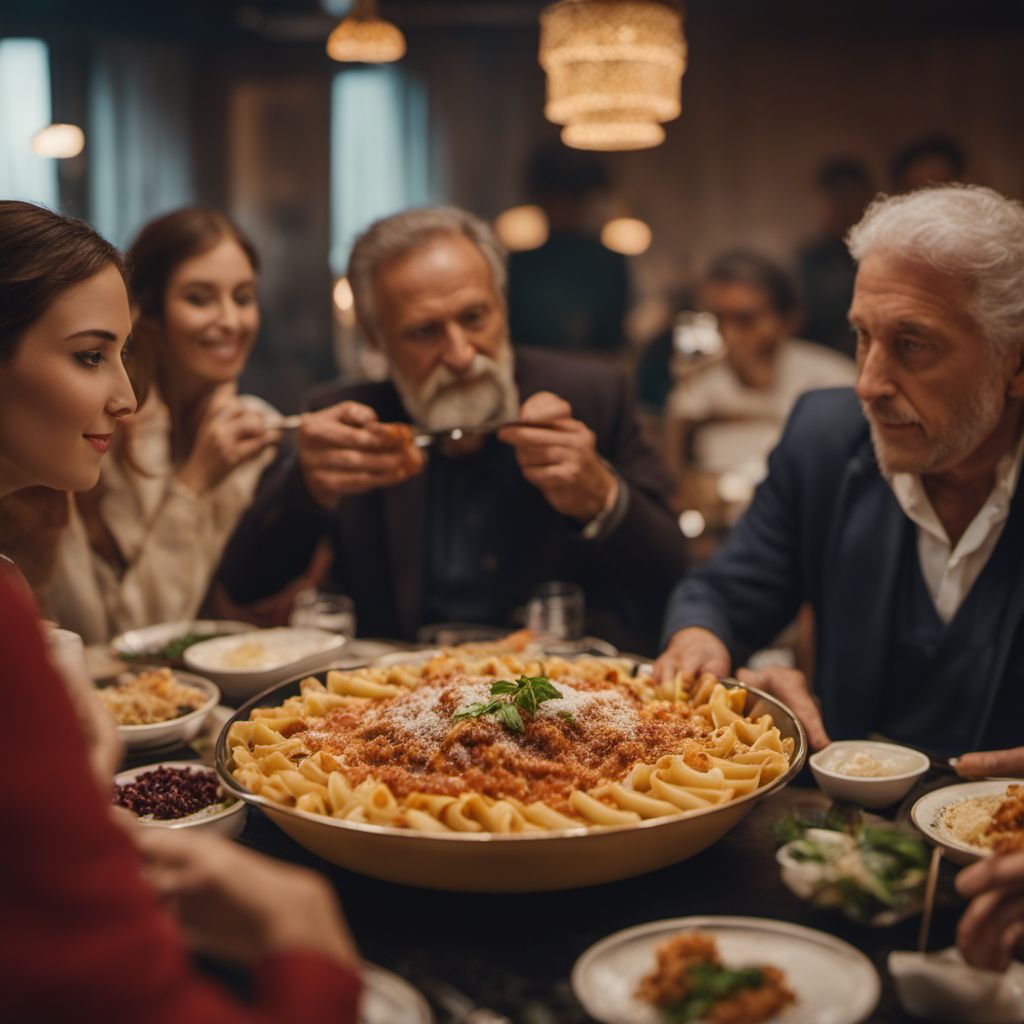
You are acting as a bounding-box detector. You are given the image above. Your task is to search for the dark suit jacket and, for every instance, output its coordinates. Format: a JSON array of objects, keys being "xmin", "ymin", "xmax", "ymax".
[
  {"xmin": 663, "ymin": 387, "xmax": 1024, "ymax": 753},
  {"xmin": 218, "ymin": 348, "xmax": 686, "ymax": 654}
]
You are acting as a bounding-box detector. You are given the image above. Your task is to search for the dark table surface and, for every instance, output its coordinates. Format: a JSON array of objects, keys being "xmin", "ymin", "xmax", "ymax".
[{"xmin": 219, "ymin": 772, "xmax": 962, "ymax": 1024}]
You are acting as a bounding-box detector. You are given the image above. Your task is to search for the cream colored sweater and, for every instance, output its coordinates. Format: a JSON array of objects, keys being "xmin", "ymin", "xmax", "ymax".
[{"xmin": 49, "ymin": 389, "xmax": 278, "ymax": 644}]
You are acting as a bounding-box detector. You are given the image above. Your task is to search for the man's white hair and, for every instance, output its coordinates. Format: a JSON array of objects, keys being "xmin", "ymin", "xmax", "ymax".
[
  {"xmin": 846, "ymin": 184, "xmax": 1024, "ymax": 354},
  {"xmin": 347, "ymin": 206, "xmax": 508, "ymax": 341}
]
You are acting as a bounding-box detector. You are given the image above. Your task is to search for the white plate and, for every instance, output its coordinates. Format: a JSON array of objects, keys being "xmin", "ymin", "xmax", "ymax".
[
  {"xmin": 111, "ymin": 619, "xmax": 252, "ymax": 660},
  {"xmin": 571, "ymin": 916, "xmax": 880, "ymax": 1024},
  {"xmin": 184, "ymin": 628, "xmax": 347, "ymax": 703},
  {"xmin": 361, "ymin": 963, "xmax": 434, "ymax": 1024},
  {"xmin": 107, "ymin": 670, "xmax": 220, "ymax": 751},
  {"xmin": 911, "ymin": 780, "xmax": 1020, "ymax": 865}
]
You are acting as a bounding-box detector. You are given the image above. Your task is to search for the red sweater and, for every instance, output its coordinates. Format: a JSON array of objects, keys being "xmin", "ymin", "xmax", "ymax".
[{"xmin": 0, "ymin": 572, "xmax": 362, "ymax": 1023}]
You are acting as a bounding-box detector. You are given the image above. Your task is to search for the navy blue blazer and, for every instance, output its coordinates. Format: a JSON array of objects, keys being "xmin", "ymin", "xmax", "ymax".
[{"xmin": 663, "ymin": 387, "xmax": 1024, "ymax": 751}]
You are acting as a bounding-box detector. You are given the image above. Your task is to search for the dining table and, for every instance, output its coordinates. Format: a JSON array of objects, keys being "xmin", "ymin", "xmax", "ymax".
[
  {"xmin": 107, "ymin": 635, "xmax": 970, "ymax": 1024},
  {"xmin": 199, "ymin": 761, "xmax": 964, "ymax": 1023}
]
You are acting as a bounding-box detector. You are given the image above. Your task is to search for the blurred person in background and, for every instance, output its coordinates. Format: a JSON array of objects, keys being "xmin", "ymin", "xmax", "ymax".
[
  {"xmin": 891, "ymin": 134, "xmax": 966, "ymax": 193},
  {"xmin": 218, "ymin": 206, "xmax": 684, "ymax": 654},
  {"xmin": 506, "ymin": 141, "xmax": 631, "ymax": 355},
  {"xmin": 796, "ymin": 157, "xmax": 876, "ymax": 358},
  {"xmin": 665, "ymin": 251, "xmax": 855, "ymax": 490},
  {"xmin": 49, "ymin": 208, "xmax": 281, "ymax": 643},
  {"xmin": 656, "ymin": 185, "xmax": 1024, "ymax": 763},
  {"xmin": 0, "ymin": 200, "xmax": 362, "ymax": 1023}
]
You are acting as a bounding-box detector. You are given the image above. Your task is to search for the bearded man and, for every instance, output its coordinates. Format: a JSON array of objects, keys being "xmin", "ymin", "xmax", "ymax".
[
  {"xmin": 217, "ymin": 207, "xmax": 685, "ymax": 653},
  {"xmin": 655, "ymin": 184, "xmax": 1024, "ymax": 760}
]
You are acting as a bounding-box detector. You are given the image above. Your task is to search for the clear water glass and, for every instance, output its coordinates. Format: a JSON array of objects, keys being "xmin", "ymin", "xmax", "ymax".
[
  {"xmin": 526, "ymin": 581, "xmax": 585, "ymax": 646},
  {"xmin": 289, "ymin": 589, "xmax": 356, "ymax": 639}
]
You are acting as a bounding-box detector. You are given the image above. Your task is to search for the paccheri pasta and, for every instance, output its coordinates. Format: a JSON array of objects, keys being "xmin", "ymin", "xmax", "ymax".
[{"xmin": 226, "ymin": 653, "xmax": 793, "ymax": 834}]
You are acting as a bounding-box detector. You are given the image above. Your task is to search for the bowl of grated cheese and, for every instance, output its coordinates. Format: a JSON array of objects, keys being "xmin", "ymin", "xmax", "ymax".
[{"xmin": 810, "ymin": 741, "xmax": 929, "ymax": 809}]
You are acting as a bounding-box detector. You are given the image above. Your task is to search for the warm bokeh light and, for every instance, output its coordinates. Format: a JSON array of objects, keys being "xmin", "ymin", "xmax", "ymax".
[
  {"xmin": 333, "ymin": 276, "xmax": 355, "ymax": 311},
  {"xmin": 601, "ymin": 217, "xmax": 652, "ymax": 255},
  {"xmin": 326, "ymin": 1, "xmax": 406, "ymax": 63},
  {"xmin": 717, "ymin": 472, "xmax": 755, "ymax": 505},
  {"xmin": 494, "ymin": 205, "xmax": 549, "ymax": 252},
  {"xmin": 31, "ymin": 123, "xmax": 85, "ymax": 159},
  {"xmin": 678, "ymin": 509, "xmax": 706, "ymax": 538}
]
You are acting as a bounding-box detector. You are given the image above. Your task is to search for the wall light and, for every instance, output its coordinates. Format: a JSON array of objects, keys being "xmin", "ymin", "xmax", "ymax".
[
  {"xmin": 494, "ymin": 205, "xmax": 549, "ymax": 252},
  {"xmin": 31, "ymin": 123, "xmax": 84, "ymax": 159}
]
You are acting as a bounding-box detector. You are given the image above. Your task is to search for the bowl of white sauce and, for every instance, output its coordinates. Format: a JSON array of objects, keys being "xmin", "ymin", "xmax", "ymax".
[{"xmin": 810, "ymin": 740, "xmax": 929, "ymax": 808}]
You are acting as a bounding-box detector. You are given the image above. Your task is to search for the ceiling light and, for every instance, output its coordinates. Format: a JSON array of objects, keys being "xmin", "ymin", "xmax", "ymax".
[
  {"xmin": 540, "ymin": 0, "xmax": 686, "ymax": 152},
  {"xmin": 327, "ymin": 0, "xmax": 406, "ymax": 63}
]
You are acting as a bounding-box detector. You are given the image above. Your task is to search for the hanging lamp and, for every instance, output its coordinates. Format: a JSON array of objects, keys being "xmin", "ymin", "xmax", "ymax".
[
  {"xmin": 539, "ymin": 0, "xmax": 686, "ymax": 151},
  {"xmin": 326, "ymin": 0, "xmax": 406, "ymax": 64}
]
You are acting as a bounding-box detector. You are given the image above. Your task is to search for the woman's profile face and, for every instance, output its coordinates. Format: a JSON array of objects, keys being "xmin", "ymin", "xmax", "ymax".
[
  {"xmin": 0, "ymin": 263, "xmax": 135, "ymax": 494},
  {"xmin": 158, "ymin": 237, "xmax": 259, "ymax": 393}
]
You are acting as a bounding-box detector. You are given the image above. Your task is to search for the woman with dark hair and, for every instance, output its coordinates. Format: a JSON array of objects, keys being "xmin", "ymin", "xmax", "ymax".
[
  {"xmin": 51, "ymin": 207, "xmax": 281, "ymax": 641},
  {"xmin": 0, "ymin": 200, "xmax": 361, "ymax": 1022}
]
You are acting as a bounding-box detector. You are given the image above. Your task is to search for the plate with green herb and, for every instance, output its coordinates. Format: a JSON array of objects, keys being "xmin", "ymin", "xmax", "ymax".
[
  {"xmin": 773, "ymin": 806, "xmax": 932, "ymax": 924},
  {"xmin": 572, "ymin": 916, "xmax": 879, "ymax": 1024},
  {"xmin": 113, "ymin": 619, "xmax": 253, "ymax": 667}
]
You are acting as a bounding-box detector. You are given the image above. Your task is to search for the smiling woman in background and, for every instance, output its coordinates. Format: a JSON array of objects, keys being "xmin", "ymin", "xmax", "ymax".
[
  {"xmin": 50, "ymin": 207, "xmax": 281, "ymax": 642},
  {"xmin": 0, "ymin": 200, "xmax": 361, "ymax": 1022}
]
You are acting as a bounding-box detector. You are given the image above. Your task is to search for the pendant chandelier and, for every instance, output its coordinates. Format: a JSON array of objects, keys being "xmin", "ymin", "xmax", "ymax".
[
  {"xmin": 326, "ymin": 0, "xmax": 406, "ymax": 64},
  {"xmin": 539, "ymin": 0, "xmax": 686, "ymax": 152}
]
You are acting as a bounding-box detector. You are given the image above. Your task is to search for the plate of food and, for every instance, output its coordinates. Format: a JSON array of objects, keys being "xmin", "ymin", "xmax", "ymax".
[
  {"xmin": 112, "ymin": 619, "xmax": 253, "ymax": 666},
  {"xmin": 114, "ymin": 761, "xmax": 246, "ymax": 838},
  {"xmin": 215, "ymin": 646, "xmax": 806, "ymax": 891},
  {"xmin": 911, "ymin": 780, "xmax": 1024, "ymax": 864},
  {"xmin": 571, "ymin": 916, "xmax": 880, "ymax": 1024},
  {"xmin": 184, "ymin": 627, "xmax": 348, "ymax": 703},
  {"xmin": 98, "ymin": 667, "xmax": 219, "ymax": 751},
  {"xmin": 361, "ymin": 962, "xmax": 434, "ymax": 1024}
]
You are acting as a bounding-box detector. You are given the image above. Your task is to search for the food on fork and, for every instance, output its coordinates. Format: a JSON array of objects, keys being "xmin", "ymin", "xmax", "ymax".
[
  {"xmin": 636, "ymin": 932, "xmax": 796, "ymax": 1024},
  {"xmin": 375, "ymin": 421, "xmax": 424, "ymax": 475}
]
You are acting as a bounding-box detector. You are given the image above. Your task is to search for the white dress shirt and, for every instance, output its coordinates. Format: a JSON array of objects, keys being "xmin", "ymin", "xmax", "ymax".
[{"xmin": 888, "ymin": 433, "xmax": 1024, "ymax": 624}]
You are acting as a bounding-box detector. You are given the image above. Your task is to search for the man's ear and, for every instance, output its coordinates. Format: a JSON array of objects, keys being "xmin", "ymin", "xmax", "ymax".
[{"xmin": 1007, "ymin": 343, "xmax": 1024, "ymax": 399}]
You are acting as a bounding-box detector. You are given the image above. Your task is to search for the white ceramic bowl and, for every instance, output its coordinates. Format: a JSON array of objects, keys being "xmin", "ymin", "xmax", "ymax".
[
  {"xmin": 114, "ymin": 760, "xmax": 246, "ymax": 838},
  {"xmin": 184, "ymin": 627, "xmax": 347, "ymax": 703},
  {"xmin": 809, "ymin": 740, "xmax": 929, "ymax": 808},
  {"xmin": 105, "ymin": 670, "xmax": 220, "ymax": 752},
  {"xmin": 111, "ymin": 619, "xmax": 253, "ymax": 662},
  {"xmin": 217, "ymin": 670, "xmax": 807, "ymax": 892}
]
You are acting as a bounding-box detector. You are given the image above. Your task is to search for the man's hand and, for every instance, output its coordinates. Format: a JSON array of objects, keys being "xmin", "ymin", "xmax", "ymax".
[
  {"xmin": 956, "ymin": 851, "xmax": 1024, "ymax": 971},
  {"xmin": 736, "ymin": 665, "xmax": 831, "ymax": 751},
  {"xmin": 176, "ymin": 384, "xmax": 279, "ymax": 496},
  {"xmin": 955, "ymin": 746, "xmax": 1024, "ymax": 779},
  {"xmin": 498, "ymin": 391, "xmax": 616, "ymax": 522},
  {"xmin": 298, "ymin": 401, "xmax": 424, "ymax": 509},
  {"xmin": 652, "ymin": 627, "xmax": 732, "ymax": 684}
]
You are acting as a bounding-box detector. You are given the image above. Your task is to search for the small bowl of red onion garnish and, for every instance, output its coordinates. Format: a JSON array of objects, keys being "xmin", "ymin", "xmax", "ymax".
[{"xmin": 114, "ymin": 761, "xmax": 245, "ymax": 838}]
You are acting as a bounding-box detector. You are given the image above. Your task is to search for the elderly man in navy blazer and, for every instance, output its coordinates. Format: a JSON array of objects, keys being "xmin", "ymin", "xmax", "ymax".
[
  {"xmin": 218, "ymin": 207, "xmax": 685, "ymax": 654},
  {"xmin": 656, "ymin": 184, "xmax": 1024, "ymax": 768}
]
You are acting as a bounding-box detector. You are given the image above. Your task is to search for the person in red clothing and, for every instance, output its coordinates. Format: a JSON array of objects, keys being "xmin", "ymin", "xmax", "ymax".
[{"xmin": 0, "ymin": 200, "xmax": 362, "ymax": 1023}]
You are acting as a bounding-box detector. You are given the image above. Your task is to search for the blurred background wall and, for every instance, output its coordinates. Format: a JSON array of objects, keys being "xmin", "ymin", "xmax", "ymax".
[{"xmin": 2, "ymin": 0, "xmax": 1023, "ymax": 409}]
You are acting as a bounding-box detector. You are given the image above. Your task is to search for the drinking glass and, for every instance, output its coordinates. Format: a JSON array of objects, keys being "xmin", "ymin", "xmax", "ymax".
[
  {"xmin": 289, "ymin": 589, "xmax": 356, "ymax": 639},
  {"xmin": 526, "ymin": 581, "xmax": 585, "ymax": 649}
]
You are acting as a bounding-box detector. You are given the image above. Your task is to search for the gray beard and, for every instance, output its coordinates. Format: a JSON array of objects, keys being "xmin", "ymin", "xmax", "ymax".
[
  {"xmin": 390, "ymin": 344, "xmax": 520, "ymax": 432},
  {"xmin": 864, "ymin": 375, "xmax": 1003, "ymax": 478}
]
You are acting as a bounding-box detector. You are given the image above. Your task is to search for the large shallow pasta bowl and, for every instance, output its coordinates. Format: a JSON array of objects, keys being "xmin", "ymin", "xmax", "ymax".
[{"xmin": 215, "ymin": 662, "xmax": 807, "ymax": 892}]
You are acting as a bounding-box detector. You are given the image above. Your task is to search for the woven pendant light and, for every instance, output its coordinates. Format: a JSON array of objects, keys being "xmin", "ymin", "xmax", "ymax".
[
  {"xmin": 327, "ymin": 0, "xmax": 406, "ymax": 64},
  {"xmin": 540, "ymin": 0, "xmax": 686, "ymax": 151}
]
